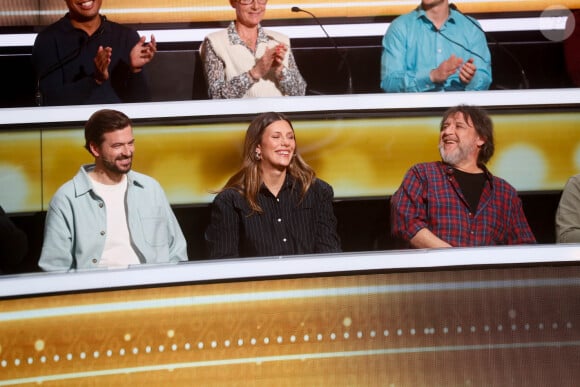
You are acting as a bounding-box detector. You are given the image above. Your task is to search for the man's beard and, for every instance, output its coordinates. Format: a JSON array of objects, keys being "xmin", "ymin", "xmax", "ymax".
[
  {"xmin": 439, "ymin": 141, "xmax": 476, "ymax": 166},
  {"xmin": 102, "ymin": 156, "xmax": 132, "ymax": 175}
]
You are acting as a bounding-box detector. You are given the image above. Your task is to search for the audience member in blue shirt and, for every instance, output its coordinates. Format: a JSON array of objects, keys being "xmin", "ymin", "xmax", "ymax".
[{"xmin": 381, "ymin": 0, "xmax": 492, "ymax": 92}]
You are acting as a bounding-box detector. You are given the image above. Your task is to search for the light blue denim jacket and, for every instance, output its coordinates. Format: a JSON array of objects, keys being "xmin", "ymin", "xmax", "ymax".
[{"xmin": 39, "ymin": 165, "xmax": 188, "ymax": 271}]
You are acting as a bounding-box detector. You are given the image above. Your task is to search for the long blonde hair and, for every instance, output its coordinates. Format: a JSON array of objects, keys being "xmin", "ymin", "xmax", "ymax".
[{"xmin": 221, "ymin": 112, "xmax": 316, "ymax": 213}]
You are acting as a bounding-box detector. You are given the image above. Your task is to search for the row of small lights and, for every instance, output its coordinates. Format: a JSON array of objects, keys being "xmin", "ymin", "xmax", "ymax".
[{"xmin": 1, "ymin": 320, "xmax": 573, "ymax": 369}]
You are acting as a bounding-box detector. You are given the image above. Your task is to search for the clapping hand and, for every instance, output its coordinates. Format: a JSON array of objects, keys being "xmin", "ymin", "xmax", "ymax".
[
  {"xmin": 250, "ymin": 43, "xmax": 288, "ymax": 80},
  {"xmin": 458, "ymin": 58, "xmax": 477, "ymax": 84},
  {"xmin": 94, "ymin": 46, "xmax": 112, "ymax": 84},
  {"xmin": 430, "ymin": 54, "xmax": 463, "ymax": 84},
  {"xmin": 130, "ymin": 35, "xmax": 157, "ymax": 73}
]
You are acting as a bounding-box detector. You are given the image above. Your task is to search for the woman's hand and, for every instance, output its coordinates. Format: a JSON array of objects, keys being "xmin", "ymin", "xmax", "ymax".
[
  {"xmin": 272, "ymin": 43, "xmax": 287, "ymax": 77},
  {"xmin": 250, "ymin": 43, "xmax": 287, "ymax": 80}
]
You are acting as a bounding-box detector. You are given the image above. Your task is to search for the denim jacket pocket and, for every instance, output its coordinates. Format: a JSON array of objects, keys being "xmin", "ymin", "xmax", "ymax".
[{"xmin": 140, "ymin": 216, "xmax": 169, "ymax": 247}]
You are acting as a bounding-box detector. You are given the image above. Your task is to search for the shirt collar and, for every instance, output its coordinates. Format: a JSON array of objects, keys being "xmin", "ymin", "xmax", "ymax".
[
  {"xmin": 227, "ymin": 21, "xmax": 269, "ymax": 46},
  {"xmin": 415, "ymin": 5, "xmax": 457, "ymax": 27},
  {"xmin": 439, "ymin": 161, "xmax": 493, "ymax": 182},
  {"xmin": 259, "ymin": 174, "xmax": 295, "ymax": 194},
  {"xmin": 74, "ymin": 164, "xmax": 142, "ymax": 197},
  {"xmin": 61, "ymin": 14, "xmax": 108, "ymax": 36}
]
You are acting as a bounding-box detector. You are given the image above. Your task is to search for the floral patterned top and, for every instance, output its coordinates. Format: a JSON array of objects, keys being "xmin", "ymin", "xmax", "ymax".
[{"xmin": 201, "ymin": 22, "xmax": 307, "ymax": 99}]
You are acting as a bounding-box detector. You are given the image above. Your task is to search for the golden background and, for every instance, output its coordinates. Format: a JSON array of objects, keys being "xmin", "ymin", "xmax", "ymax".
[{"xmin": 0, "ymin": 111, "xmax": 578, "ymax": 212}]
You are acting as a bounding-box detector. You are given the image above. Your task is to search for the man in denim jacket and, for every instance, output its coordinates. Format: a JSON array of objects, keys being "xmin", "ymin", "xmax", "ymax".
[{"xmin": 39, "ymin": 109, "xmax": 187, "ymax": 271}]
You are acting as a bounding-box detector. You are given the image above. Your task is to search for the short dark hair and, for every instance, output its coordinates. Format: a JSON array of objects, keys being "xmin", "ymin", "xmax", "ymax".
[
  {"xmin": 84, "ymin": 109, "xmax": 132, "ymax": 154},
  {"xmin": 441, "ymin": 104, "xmax": 495, "ymax": 166}
]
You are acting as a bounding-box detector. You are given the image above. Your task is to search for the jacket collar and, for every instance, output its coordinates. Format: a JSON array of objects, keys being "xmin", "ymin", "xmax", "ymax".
[{"xmin": 73, "ymin": 164, "xmax": 142, "ymax": 197}]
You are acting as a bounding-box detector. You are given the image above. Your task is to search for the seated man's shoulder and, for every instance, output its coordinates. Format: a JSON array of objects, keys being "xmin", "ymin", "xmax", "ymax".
[
  {"xmin": 409, "ymin": 161, "xmax": 440, "ymax": 173},
  {"xmin": 390, "ymin": 9, "xmax": 419, "ymax": 27},
  {"xmin": 52, "ymin": 180, "xmax": 74, "ymax": 197},
  {"xmin": 129, "ymin": 171, "xmax": 162, "ymax": 189},
  {"xmin": 127, "ymin": 172, "xmax": 175, "ymax": 205},
  {"xmin": 34, "ymin": 17, "xmax": 69, "ymax": 41},
  {"xmin": 568, "ymin": 174, "xmax": 580, "ymax": 185},
  {"xmin": 46, "ymin": 178, "xmax": 79, "ymax": 211},
  {"xmin": 107, "ymin": 19, "xmax": 136, "ymax": 34},
  {"xmin": 490, "ymin": 174, "xmax": 519, "ymax": 194},
  {"xmin": 400, "ymin": 162, "xmax": 445, "ymax": 183}
]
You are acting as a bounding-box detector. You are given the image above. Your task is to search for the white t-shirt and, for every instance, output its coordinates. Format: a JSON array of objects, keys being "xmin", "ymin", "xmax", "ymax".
[{"xmin": 90, "ymin": 175, "xmax": 141, "ymax": 268}]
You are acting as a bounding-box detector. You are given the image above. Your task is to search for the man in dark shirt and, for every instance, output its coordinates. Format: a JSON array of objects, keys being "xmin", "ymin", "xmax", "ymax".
[
  {"xmin": 32, "ymin": 0, "xmax": 156, "ymax": 106},
  {"xmin": 391, "ymin": 104, "xmax": 536, "ymax": 248}
]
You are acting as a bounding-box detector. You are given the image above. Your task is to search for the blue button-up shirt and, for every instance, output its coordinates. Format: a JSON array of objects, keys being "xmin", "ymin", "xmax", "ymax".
[
  {"xmin": 39, "ymin": 164, "xmax": 188, "ymax": 271},
  {"xmin": 381, "ymin": 7, "xmax": 492, "ymax": 92}
]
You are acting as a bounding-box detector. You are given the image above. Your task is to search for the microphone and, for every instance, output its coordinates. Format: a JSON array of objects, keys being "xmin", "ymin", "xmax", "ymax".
[
  {"xmin": 291, "ymin": 6, "xmax": 354, "ymax": 94},
  {"xmin": 449, "ymin": 3, "xmax": 530, "ymax": 89}
]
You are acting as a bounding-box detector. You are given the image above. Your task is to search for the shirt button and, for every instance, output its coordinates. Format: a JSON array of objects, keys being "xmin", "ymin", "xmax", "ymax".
[
  {"xmin": 282, "ymin": 238, "xmax": 287, "ymax": 243},
  {"xmin": 470, "ymin": 231, "xmax": 475, "ymax": 235},
  {"xmin": 100, "ymin": 230, "xmax": 106, "ymax": 236},
  {"xmin": 92, "ymin": 258, "xmax": 98, "ymax": 264},
  {"xmin": 277, "ymin": 218, "xmax": 282, "ymax": 222},
  {"xmin": 277, "ymin": 198, "xmax": 280, "ymax": 202},
  {"xmin": 99, "ymin": 202, "xmax": 104, "ymax": 208}
]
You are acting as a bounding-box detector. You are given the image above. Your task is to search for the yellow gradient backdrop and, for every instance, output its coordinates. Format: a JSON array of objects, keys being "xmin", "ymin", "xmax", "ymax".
[{"xmin": 1, "ymin": 112, "xmax": 578, "ymax": 212}]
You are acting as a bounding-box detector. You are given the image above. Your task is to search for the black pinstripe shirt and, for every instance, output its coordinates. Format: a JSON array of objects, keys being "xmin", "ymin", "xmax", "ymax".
[{"xmin": 205, "ymin": 176, "xmax": 341, "ymax": 258}]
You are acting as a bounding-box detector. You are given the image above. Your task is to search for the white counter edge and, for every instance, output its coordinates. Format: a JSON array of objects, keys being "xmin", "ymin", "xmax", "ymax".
[
  {"xmin": 1, "ymin": 89, "xmax": 579, "ymax": 126},
  {"xmin": 1, "ymin": 244, "xmax": 579, "ymax": 298}
]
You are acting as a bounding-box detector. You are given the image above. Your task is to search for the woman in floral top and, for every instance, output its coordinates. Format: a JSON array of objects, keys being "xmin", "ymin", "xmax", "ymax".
[{"xmin": 201, "ymin": 0, "xmax": 306, "ymax": 99}]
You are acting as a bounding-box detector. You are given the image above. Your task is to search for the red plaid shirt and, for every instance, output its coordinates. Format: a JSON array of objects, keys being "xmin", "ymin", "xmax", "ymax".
[{"xmin": 391, "ymin": 162, "xmax": 536, "ymax": 247}]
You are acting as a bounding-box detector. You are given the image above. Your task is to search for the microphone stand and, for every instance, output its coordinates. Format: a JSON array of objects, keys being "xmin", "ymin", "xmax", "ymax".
[
  {"xmin": 291, "ymin": 6, "xmax": 354, "ymax": 94},
  {"xmin": 35, "ymin": 45, "xmax": 84, "ymax": 106},
  {"xmin": 450, "ymin": 3, "xmax": 530, "ymax": 89}
]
